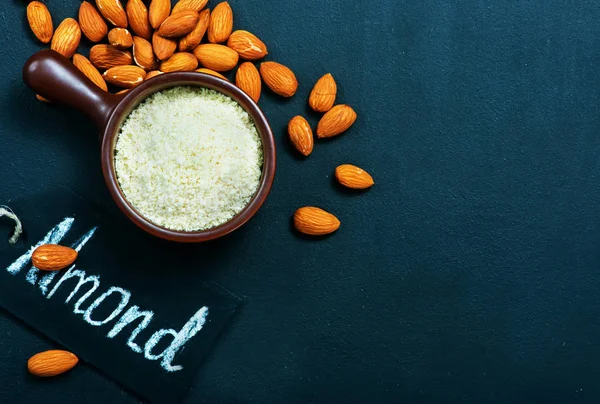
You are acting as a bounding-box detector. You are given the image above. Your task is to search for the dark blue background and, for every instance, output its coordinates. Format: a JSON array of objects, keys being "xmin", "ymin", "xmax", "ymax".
[{"xmin": 1, "ymin": 0, "xmax": 600, "ymax": 402}]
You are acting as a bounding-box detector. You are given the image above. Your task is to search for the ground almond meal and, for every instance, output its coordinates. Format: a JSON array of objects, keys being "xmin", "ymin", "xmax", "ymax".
[{"xmin": 115, "ymin": 86, "xmax": 263, "ymax": 231}]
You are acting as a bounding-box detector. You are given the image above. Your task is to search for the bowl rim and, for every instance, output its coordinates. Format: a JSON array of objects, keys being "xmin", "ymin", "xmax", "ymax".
[{"xmin": 100, "ymin": 72, "xmax": 276, "ymax": 243}]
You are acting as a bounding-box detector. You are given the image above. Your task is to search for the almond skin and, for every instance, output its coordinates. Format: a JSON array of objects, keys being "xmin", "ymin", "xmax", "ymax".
[
  {"xmin": 227, "ymin": 30, "xmax": 267, "ymax": 61},
  {"xmin": 152, "ymin": 32, "xmax": 177, "ymax": 60},
  {"xmin": 335, "ymin": 164, "xmax": 374, "ymax": 189},
  {"xmin": 79, "ymin": 1, "xmax": 107, "ymax": 43},
  {"xmin": 103, "ymin": 65, "xmax": 146, "ymax": 88},
  {"xmin": 309, "ymin": 73, "xmax": 337, "ymax": 113},
  {"xmin": 259, "ymin": 61, "xmax": 298, "ymax": 97},
  {"xmin": 108, "ymin": 28, "xmax": 133, "ymax": 49},
  {"xmin": 145, "ymin": 70, "xmax": 163, "ymax": 80},
  {"xmin": 193, "ymin": 44, "xmax": 239, "ymax": 72},
  {"xmin": 90, "ymin": 44, "xmax": 133, "ymax": 69},
  {"xmin": 27, "ymin": 1, "xmax": 53, "ymax": 44},
  {"xmin": 288, "ymin": 116, "xmax": 314, "ymax": 156},
  {"xmin": 149, "ymin": 0, "xmax": 171, "ymax": 29},
  {"xmin": 316, "ymin": 104, "xmax": 357, "ymax": 138},
  {"xmin": 172, "ymin": 0, "xmax": 208, "ymax": 14},
  {"xmin": 51, "ymin": 18, "xmax": 81, "ymax": 59},
  {"xmin": 126, "ymin": 0, "xmax": 152, "ymax": 40},
  {"xmin": 195, "ymin": 68, "xmax": 228, "ymax": 81},
  {"xmin": 179, "ymin": 9, "xmax": 210, "ymax": 52},
  {"xmin": 235, "ymin": 62, "xmax": 261, "ymax": 103},
  {"xmin": 294, "ymin": 207, "xmax": 340, "ymax": 236},
  {"xmin": 96, "ymin": 0, "xmax": 128, "ymax": 28},
  {"xmin": 160, "ymin": 52, "xmax": 198, "ymax": 72},
  {"xmin": 207, "ymin": 1, "xmax": 233, "ymax": 43},
  {"xmin": 157, "ymin": 10, "xmax": 199, "ymax": 38},
  {"xmin": 133, "ymin": 36, "xmax": 157, "ymax": 70},
  {"xmin": 28, "ymin": 350, "xmax": 79, "ymax": 377},
  {"xmin": 32, "ymin": 244, "xmax": 78, "ymax": 271},
  {"xmin": 73, "ymin": 53, "xmax": 108, "ymax": 91}
]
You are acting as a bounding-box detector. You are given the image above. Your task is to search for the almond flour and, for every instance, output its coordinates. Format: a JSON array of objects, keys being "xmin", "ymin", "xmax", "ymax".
[{"xmin": 114, "ymin": 86, "xmax": 263, "ymax": 231}]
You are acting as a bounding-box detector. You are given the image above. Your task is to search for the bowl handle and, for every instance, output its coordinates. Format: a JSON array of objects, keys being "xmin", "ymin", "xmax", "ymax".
[{"xmin": 23, "ymin": 50, "xmax": 121, "ymax": 130}]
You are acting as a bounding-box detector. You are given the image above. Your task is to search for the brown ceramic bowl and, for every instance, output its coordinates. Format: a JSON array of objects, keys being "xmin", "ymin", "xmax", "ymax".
[{"xmin": 22, "ymin": 50, "xmax": 276, "ymax": 243}]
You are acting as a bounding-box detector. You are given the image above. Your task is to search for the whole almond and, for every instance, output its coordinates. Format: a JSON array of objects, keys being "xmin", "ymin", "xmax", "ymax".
[
  {"xmin": 259, "ymin": 61, "xmax": 298, "ymax": 97},
  {"xmin": 145, "ymin": 70, "xmax": 163, "ymax": 80},
  {"xmin": 79, "ymin": 1, "xmax": 107, "ymax": 42},
  {"xmin": 179, "ymin": 9, "xmax": 210, "ymax": 52},
  {"xmin": 50, "ymin": 18, "xmax": 81, "ymax": 59},
  {"xmin": 227, "ymin": 30, "xmax": 267, "ymax": 61},
  {"xmin": 149, "ymin": 0, "xmax": 171, "ymax": 29},
  {"xmin": 195, "ymin": 68, "xmax": 228, "ymax": 81},
  {"xmin": 173, "ymin": 0, "xmax": 208, "ymax": 14},
  {"xmin": 160, "ymin": 52, "xmax": 198, "ymax": 72},
  {"xmin": 335, "ymin": 164, "xmax": 374, "ymax": 189},
  {"xmin": 32, "ymin": 244, "xmax": 78, "ymax": 271},
  {"xmin": 235, "ymin": 62, "xmax": 261, "ymax": 103},
  {"xmin": 108, "ymin": 28, "xmax": 133, "ymax": 49},
  {"xmin": 126, "ymin": 0, "xmax": 152, "ymax": 40},
  {"xmin": 316, "ymin": 104, "xmax": 357, "ymax": 138},
  {"xmin": 207, "ymin": 1, "xmax": 233, "ymax": 43},
  {"xmin": 96, "ymin": 0, "xmax": 128, "ymax": 28},
  {"xmin": 90, "ymin": 44, "xmax": 133, "ymax": 69},
  {"xmin": 27, "ymin": 2, "xmax": 53, "ymax": 44},
  {"xmin": 133, "ymin": 36, "xmax": 157, "ymax": 70},
  {"xmin": 309, "ymin": 73, "xmax": 337, "ymax": 113},
  {"xmin": 294, "ymin": 207, "xmax": 340, "ymax": 236},
  {"xmin": 157, "ymin": 10, "xmax": 199, "ymax": 38},
  {"xmin": 193, "ymin": 44, "xmax": 239, "ymax": 72},
  {"xmin": 28, "ymin": 350, "xmax": 79, "ymax": 377},
  {"xmin": 288, "ymin": 116, "xmax": 313, "ymax": 156},
  {"xmin": 73, "ymin": 53, "xmax": 108, "ymax": 91},
  {"xmin": 103, "ymin": 65, "xmax": 146, "ymax": 88},
  {"xmin": 152, "ymin": 32, "xmax": 177, "ymax": 60}
]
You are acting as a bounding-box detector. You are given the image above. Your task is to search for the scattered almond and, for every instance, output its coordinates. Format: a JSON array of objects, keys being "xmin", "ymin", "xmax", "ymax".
[
  {"xmin": 207, "ymin": 1, "xmax": 233, "ymax": 43},
  {"xmin": 235, "ymin": 62, "xmax": 261, "ymax": 103},
  {"xmin": 28, "ymin": 350, "xmax": 79, "ymax": 377},
  {"xmin": 27, "ymin": 1, "xmax": 53, "ymax": 44},
  {"xmin": 152, "ymin": 32, "xmax": 177, "ymax": 60},
  {"xmin": 288, "ymin": 116, "xmax": 313, "ymax": 156},
  {"xmin": 157, "ymin": 10, "xmax": 199, "ymax": 38},
  {"xmin": 32, "ymin": 244, "xmax": 78, "ymax": 271},
  {"xmin": 172, "ymin": 0, "xmax": 208, "ymax": 14},
  {"xmin": 132, "ymin": 36, "xmax": 157, "ymax": 70},
  {"xmin": 108, "ymin": 28, "xmax": 133, "ymax": 49},
  {"xmin": 50, "ymin": 18, "xmax": 81, "ymax": 59},
  {"xmin": 103, "ymin": 65, "xmax": 146, "ymax": 88},
  {"xmin": 36, "ymin": 94, "xmax": 51, "ymax": 103},
  {"xmin": 309, "ymin": 73, "xmax": 337, "ymax": 113},
  {"xmin": 335, "ymin": 164, "xmax": 374, "ymax": 189},
  {"xmin": 193, "ymin": 43, "xmax": 239, "ymax": 72},
  {"xmin": 195, "ymin": 68, "xmax": 228, "ymax": 81},
  {"xmin": 126, "ymin": 0, "xmax": 152, "ymax": 40},
  {"xmin": 294, "ymin": 207, "xmax": 340, "ymax": 236},
  {"xmin": 227, "ymin": 30, "xmax": 267, "ymax": 61},
  {"xmin": 149, "ymin": 0, "xmax": 171, "ymax": 29},
  {"xmin": 145, "ymin": 70, "xmax": 163, "ymax": 80},
  {"xmin": 96, "ymin": 0, "xmax": 128, "ymax": 28},
  {"xmin": 90, "ymin": 44, "xmax": 133, "ymax": 69},
  {"xmin": 179, "ymin": 8, "xmax": 210, "ymax": 52},
  {"xmin": 259, "ymin": 61, "xmax": 298, "ymax": 97},
  {"xmin": 316, "ymin": 104, "xmax": 357, "ymax": 138},
  {"xmin": 160, "ymin": 52, "xmax": 198, "ymax": 72},
  {"xmin": 116, "ymin": 88, "xmax": 130, "ymax": 94},
  {"xmin": 79, "ymin": 1, "xmax": 107, "ymax": 43},
  {"xmin": 73, "ymin": 53, "xmax": 108, "ymax": 91}
]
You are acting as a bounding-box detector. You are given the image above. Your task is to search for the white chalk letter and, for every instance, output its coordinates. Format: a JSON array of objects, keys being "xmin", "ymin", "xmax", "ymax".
[
  {"xmin": 83, "ymin": 287, "xmax": 131, "ymax": 326},
  {"xmin": 107, "ymin": 305, "xmax": 154, "ymax": 353},
  {"xmin": 46, "ymin": 267, "xmax": 100, "ymax": 314}
]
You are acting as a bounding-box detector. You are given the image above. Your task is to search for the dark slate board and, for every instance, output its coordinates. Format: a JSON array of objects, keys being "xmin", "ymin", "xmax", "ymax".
[{"xmin": 2, "ymin": 0, "xmax": 600, "ymax": 403}]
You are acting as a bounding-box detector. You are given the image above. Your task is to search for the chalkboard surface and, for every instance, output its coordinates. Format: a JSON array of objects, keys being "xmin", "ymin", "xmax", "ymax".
[{"xmin": 2, "ymin": 0, "xmax": 600, "ymax": 403}]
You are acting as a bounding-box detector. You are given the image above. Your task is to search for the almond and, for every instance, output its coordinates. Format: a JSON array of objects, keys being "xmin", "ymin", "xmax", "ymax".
[
  {"xmin": 116, "ymin": 88, "xmax": 130, "ymax": 94},
  {"xmin": 73, "ymin": 53, "xmax": 108, "ymax": 91},
  {"xmin": 335, "ymin": 164, "xmax": 374, "ymax": 189},
  {"xmin": 108, "ymin": 28, "xmax": 133, "ymax": 49},
  {"xmin": 157, "ymin": 10, "xmax": 199, "ymax": 38},
  {"xmin": 103, "ymin": 65, "xmax": 146, "ymax": 88},
  {"xmin": 28, "ymin": 350, "xmax": 79, "ymax": 377},
  {"xmin": 27, "ymin": 1, "xmax": 53, "ymax": 44},
  {"xmin": 193, "ymin": 44, "xmax": 238, "ymax": 72},
  {"xmin": 32, "ymin": 244, "xmax": 78, "ymax": 271},
  {"xmin": 172, "ymin": 0, "xmax": 208, "ymax": 14},
  {"xmin": 227, "ymin": 30, "xmax": 267, "ymax": 61},
  {"xmin": 96, "ymin": 0, "xmax": 128, "ymax": 28},
  {"xmin": 152, "ymin": 32, "xmax": 177, "ymax": 60},
  {"xmin": 133, "ymin": 36, "xmax": 157, "ymax": 70},
  {"xmin": 288, "ymin": 116, "xmax": 313, "ymax": 156},
  {"xmin": 316, "ymin": 104, "xmax": 357, "ymax": 138},
  {"xmin": 160, "ymin": 52, "xmax": 198, "ymax": 72},
  {"xmin": 149, "ymin": 0, "xmax": 170, "ymax": 29},
  {"xmin": 179, "ymin": 8, "xmax": 210, "ymax": 52},
  {"xmin": 36, "ymin": 94, "xmax": 51, "ymax": 103},
  {"xmin": 126, "ymin": 0, "xmax": 151, "ymax": 40},
  {"xmin": 259, "ymin": 61, "xmax": 298, "ymax": 97},
  {"xmin": 50, "ymin": 18, "xmax": 81, "ymax": 59},
  {"xmin": 195, "ymin": 68, "xmax": 228, "ymax": 81},
  {"xmin": 145, "ymin": 70, "xmax": 163, "ymax": 80},
  {"xmin": 207, "ymin": 1, "xmax": 233, "ymax": 43},
  {"xmin": 90, "ymin": 44, "xmax": 133, "ymax": 69},
  {"xmin": 309, "ymin": 73, "xmax": 337, "ymax": 113},
  {"xmin": 235, "ymin": 62, "xmax": 261, "ymax": 103},
  {"xmin": 79, "ymin": 1, "xmax": 107, "ymax": 43},
  {"xmin": 293, "ymin": 207, "xmax": 340, "ymax": 236}
]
